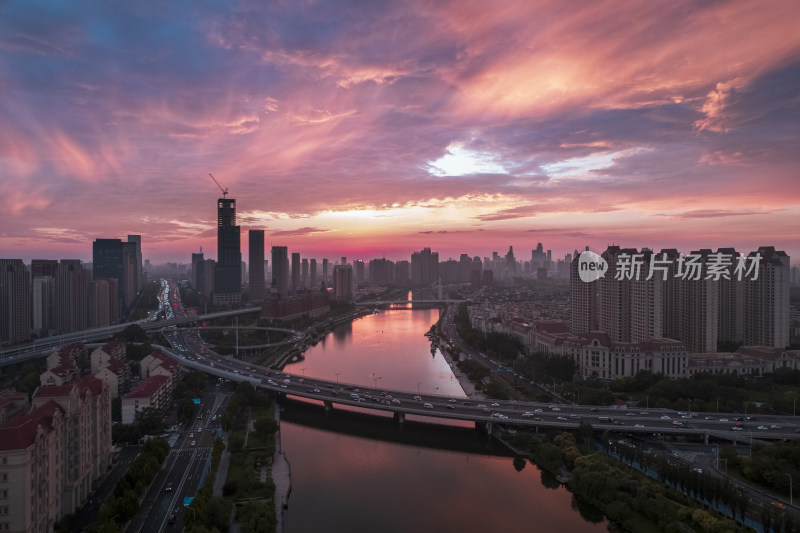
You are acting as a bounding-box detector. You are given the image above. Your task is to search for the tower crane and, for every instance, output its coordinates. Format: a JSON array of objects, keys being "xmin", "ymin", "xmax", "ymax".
[{"xmin": 208, "ymin": 172, "xmax": 229, "ymax": 198}]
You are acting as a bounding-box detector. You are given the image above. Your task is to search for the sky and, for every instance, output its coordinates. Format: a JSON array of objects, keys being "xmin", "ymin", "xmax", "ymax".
[{"xmin": 1, "ymin": 0, "xmax": 799, "ymax": 264}]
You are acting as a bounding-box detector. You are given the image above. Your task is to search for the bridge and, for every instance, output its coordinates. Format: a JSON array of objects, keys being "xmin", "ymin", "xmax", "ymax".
[
  {"xmin": 153, "ymin": 344, "xmax": 800, "ymax": 446},
  {"xmin": 356, "ymin": 299, "xmax": 466, "ymax": 306},
  {"xmin": 0, "ymin": 307, "xmax": 262, "ymax": 367}
]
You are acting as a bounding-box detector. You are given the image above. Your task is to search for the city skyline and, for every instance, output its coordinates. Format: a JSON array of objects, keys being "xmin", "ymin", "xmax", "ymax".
[{"xmin": 2, "ymin": 1, "xmax": 799, "ymax": 263}]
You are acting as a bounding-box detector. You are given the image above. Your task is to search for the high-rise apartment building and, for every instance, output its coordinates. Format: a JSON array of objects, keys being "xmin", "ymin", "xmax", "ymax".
[
  {"xmin": 196, "ymin": 259, "xmax": 216, "ymax": 299},
  {"xmin": 271, "ymin": 246, "xmax": 289, "ymax": 297},
  {"xmin": 742, "ymin": 246, "xmax": 790, "ymax": 348},
  {"xmin": 369, "ymin": 258, "xmax": 395, "ymax": 284},
  {"xmin": 310, "ymin": 259, "xmax": 317, "ymax": 288},
  {"xmin": 333, "ymin": 264, "xmax": 353, "ymax": 301},
  {"xmin": 569, "ymin": 255, "xmax": 597, "ymax": 334},
  {"xmin": 597, "ymin": 246, "xmax": 635, "ymax": 343},
  {"xmin": 322, "ymin": 258, "xmax": 329, "ymax": 285},
  {"xmin": 55, "ymin": 260, "xmax": 88, "ymax": 334},
  {"xmin": 291, "ymin": 253, "xmax": 301, "ymax": 292},
  {"xmin": 30, "ymin": 259, "xmax": 58, "ymax": 279},
  {"xmin": 301, "ymin": 258, "xmax": 309, "ymax": 289},
  {"xmin": 354, "ymin": 260, "xmax": 365, "ymax": 284},
  {"xmin": 127, "ymin": 234, "xmax": 143, "ymax": 291},
  {"xmin": 0, "ymin": 259, "xmax": 31, "ymax": 346},
  {"xmin": 395, "ymin": 260, "xmax": 410, "ymax": 286},
  {"xmin": 88, "ymin": 278, "xmax": 119, "ymax": 327},
  {"xmin": 411, "ymin": 248, "xmax": 439, "ymax": 285},
  {"xmin": 32, "ymin": 275, "xmax": 55, "ymax": 337},
  {"xmin": 248, "ymin": 230, "xmax": 266, "ymax": 303},
  {"xmin": 214, "ymin": 198, "xmax": 242, "ymax": 304}
]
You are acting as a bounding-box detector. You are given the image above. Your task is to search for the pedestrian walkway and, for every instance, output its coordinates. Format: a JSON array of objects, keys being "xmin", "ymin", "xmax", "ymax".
[
  {"xmin": 213, "ymin": 449, "xmax": 231, "ymax": 497},
  {"xmin": 272, "ymin": 405, "xmax": 292, "ymax": 533}
]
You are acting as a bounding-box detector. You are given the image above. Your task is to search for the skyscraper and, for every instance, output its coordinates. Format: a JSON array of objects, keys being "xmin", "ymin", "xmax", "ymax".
[
  {"xmin": 742, "ymin": 246, "xmax": 790, "ymax": 348},
  {"xmin": 249, "ymin": 230, "xmax": 266, "ymax": 303},
  {"xmin": 310, "ymin": 259, "xmax": 317, "ymax": 288},
  {"xmin": 191, "ymin": 251, "xmax": 204, "ymax": 291},
  {"xmin": 0, "ymin": 259, "xmax": 31, "ymax": 345},
  {"xmin": 214, "ymin": 198, "xmax": 242, "ymax": 304},
  {"xmin": 301, "ymin": 258, "xmax": 309, "ymax": 289},
  {"xmin": 291, "ymin": 253, "xmax": 301, "ymax": 292},
  {"xmin": 322, "ymin": 258, "xmax": 329, "ymax": 285},
  {"xmin": 127, "ymin": 234, "xmax": 143, "ymax": 292},
  {"xmin": 271, "ymin": 246, "xmax": 289, "ymax": 297},
  {"xmin": 411, "ymin": 248, "xmax": 439, "ymax": 285}
]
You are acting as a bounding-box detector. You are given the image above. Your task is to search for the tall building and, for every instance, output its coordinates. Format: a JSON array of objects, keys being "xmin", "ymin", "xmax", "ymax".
[
  {"xmin": 742, "ymin": 246, "xmax": 790, "ymax": 348},
  {"xmin": 569, "ymin": 255, "xmax": 597, "ymax": 334},
  {"xmin": 271, "ymin": 246, "xmax": 289, "ymax": 297},
  {"xmin": 369, "ymin": 258, "xmax": 395, "ymax": 284},
  {"xmin": 354, "ymin": 260, "xmax": 365, "ymax": 284},
  {"xmin": 630, "ymin": 251, "xmax": 663, "ymax": 343},
  {"xmin": 32, "ymin": 275, "xmax": 55, "ymax": 337},
  {"xmin": 0, "ymin": 259, "xmax": 31, "ymax": 346},
  {"xmin": 411, "ymin": 248, "xmax": 439, "ymax": 285},
  {"xmin": 191, "ymin": 251, "xmax": 204, "ymax": 291},
  {"xmin": 322, "ymin": 258, "xmax": 329, "ymax": 285},
  {"xmin": 597, "ymin": 246, "xmax": 635, "ymax": 343},
  {"xmin": 291, "ymin": 253, "xmax": 301, "ymax": 292},
  {"xmin": 88, "ymin": 278, "xmax": 119, "ymax": 327},
  {"xmin": 310, "ymin": 259, "xmax": 317, "ymax": 288},
  {"xmin": 127, "ymin": 234, "xmax": 143, "ymax": 292},
  {"xmin": 395, "ymin": 260, "xmax": 410, "ymax": 286},
  {"xmin": 301, "ymin": 258, "xmax": 309, "ymax": 289},
  {"xmin": 196, "ymin": 259, "xmax": 216, "ymax": 299},
  {"xmin": 214, "ymin": 198, "xmax": 242, "ymax": 304},
  {"xmin": 333, "ymin": 264, "xmax": 353, "ymax": 301},
  {"xmin": 30, "ymin": 259, "xmax": 58, "ymax": 279},
  {"xmin": 248, "ymin": 230, "xmax": 266, "ymax": 303},
  {"xmin": 55, "ymin": 260, "xmax": 88, "ymax": 334},
  {"xmin": 92, "ymin": 238, "xmax": 123, "ymax": 309}
]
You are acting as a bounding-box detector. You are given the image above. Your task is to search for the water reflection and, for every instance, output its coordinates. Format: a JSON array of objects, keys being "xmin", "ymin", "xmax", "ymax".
[{"xmin": 281, "ymin": 310, "xmax": 607, "ymax": 532}]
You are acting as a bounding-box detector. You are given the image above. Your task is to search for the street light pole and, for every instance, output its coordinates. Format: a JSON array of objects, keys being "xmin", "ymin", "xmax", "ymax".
[
  {"xmin": 417, "ymin": 382, "xmax": 422, "ymax": 395},
  {"xmin": 335, "ymin": 372, "xmax": 340, "ymax": 384},
  {"xmin": 786, "ymin": 473, "xmax": 793, "ymax": 506}
]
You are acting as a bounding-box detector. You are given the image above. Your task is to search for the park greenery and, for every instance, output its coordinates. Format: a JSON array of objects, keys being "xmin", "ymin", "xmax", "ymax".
[
  {"xmin": 720, "ymin": 440, "xmax": 800, "ymax": 502},
  {"xmin": 509, "ymin": 429, "xmax": 791, "ymax": 533}
]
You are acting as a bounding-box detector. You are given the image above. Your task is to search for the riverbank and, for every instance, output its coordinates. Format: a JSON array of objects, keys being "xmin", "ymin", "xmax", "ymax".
[{"xmin": 437, "ymin": 339, "xmax": 486, "ymax": 400}]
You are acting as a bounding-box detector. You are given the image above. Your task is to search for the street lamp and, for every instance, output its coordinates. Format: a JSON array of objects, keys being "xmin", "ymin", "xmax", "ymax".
[
  {"xmin": 335, "ymin": 372, "xmax": 341, "ymax": 383},
  {"xmin": 786, "ymin": 473, "xmax": 793, "ymax": 506},
  {"xmin": 417, "ymin": 382, "xmax": 422, "ymax": 395},
  {"xmin": 301, "ymin": 367, "xmax": 307, "ymax": 377},
  {"xmin": 372, "ymin": 373, "xmax": 382, "ymax": 388}
]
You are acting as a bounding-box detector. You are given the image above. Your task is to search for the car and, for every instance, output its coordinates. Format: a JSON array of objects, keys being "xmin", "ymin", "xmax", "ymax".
[
  {"xmin": 639, "ymin": 411, "xmax": 649, "ymax": 415},
  {"xmin": 757, "ymin": 425, "xmax": 768, "ymax": 430},
  {"xmin": 719, "ymin": 418, "xmax": 729, "ymax": 422},
  {"xmin": 771, "ymin": 501, "xmax": 786, "ymax": 510},
  {"xmin": 190, "ymin": 433, "xmax": 194, "ymax": 438},
  {"xmin": 191, "ymin": 440, "xmax": 196, "ymax": 446},
  {"xmin": 672, "ymin": 421, "xmax": 683, "ymax": 426},
  {"xmin": 448, "ymin": 399, "xmax": 457, "ymax": 403},
  {"xmin": 446, "ymin": 404, "xmax": 455, "ymax": 409},
  {"xmin": 491, "ymin": 402, "xmax": 500, "ymax": 407},
  {"xmin": 392, "ymin": 399, "xmax": 401, "ymax": 405},
  {"xmin": 557, "ymin": 416, "xmax": 568, "ymax": 421},
  {"xmin": 705, "ymin": 416, "xmax": 715, "ymax": 420},
  {"xmin": 533, "ymin": 417, "xmax": 543, "ymax": 421},
  {"xmin": 570, "ymin": 414, "xmax": 581, "ymax": 419},
  {"xmin": 769, "ymin": 424, "xmax": 781, "ymax": 429},
  {"xmin": 534, "ymin": 408, "xmax": 543, "ymax": 413},
  {"xmin": 634, "ymin": 424, "xmax": 646, "ymax": 429},
  {"xmin": 168, "ymin": 513, "xmax": 176, "ymax": 525},
  {"xmin": 551, "ymin": 407, "xmax": 561, "ymax": 411},
  {"xmin": 521, "ymin": 412, "xmax": 534, "ymax": 418},
  {"xmin": 423, "ymin": 403, "xmax": 433, "ymax": 409},
  {"xmin": 660, "ymin": 415, "xmax": 671, "ymax": 420},
  {"xmin": 589, "ymin": 408, "xmax": 599, "ymax": 412},
  {"xmin": 165, "ymin": 483, "xmax": 173, "ymax": 492},
  {"xmin": 492, "ymin": 413, "xmax": 508, "ymax": 419},
  {"xmin": 731, "ymin": 426, "xmax": 743, "ymax": 431},
  {"xmin": 312, "ymin": 388, "xmax": 321, "ymax": 393}
]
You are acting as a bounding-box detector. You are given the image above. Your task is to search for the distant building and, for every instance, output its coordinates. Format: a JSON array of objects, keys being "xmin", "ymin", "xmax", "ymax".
[
  {"xmin": 214, "ymin": 197, "xmax": 242, "ymax": 304},
  {"xmin": 32, "ymin": 275, "xmax": 56, "ymax": 337},
  {"xmin": 333, "ymin": 264, "xmax": 353, "ymax": 302},
  {"xmin": 0, "ymin": 259, "xmax": 31, "ymax": 346},
  {"xmin": 55, "ymin": 260, "xmax": 88, "ymax": 334},
  {"xmin": 261, "ymin": 290, "xmax": 330, "ymax": 320},
  {"xmin": 249, "ymin": 230, "xmax": 266, "ymax": 303},
  {"xmin": 411, "ymin": 248, "xmax": 439, "ymax": 285},
  {"xmin": 191, "ymin": 251, "xmax": 204, "ymax": 290},
  {"xmin": 88, "ymin": 278, "xmax": 119, "ymax": 327},
  {"xmin": 271, "ymin": 246, "xmax": 289, "ymax": 297},
  {"xmin": 291, "ymin": 253, "xmax": 301, "ymax": 292},
  {"xmin": 91, "ymin": 341, "xmax": 131, "ymax": 399},
  {"xmin": 395, "ymin": 260, "xmax": 410, "ymax": 286},
  {"xmin": 40, "ymin": 343, "xmax": 87, "ymax": 387},
  {"xmin": 369, "ymin": 258, "xmax": 395, "ymax": 284},
  {"xmin": 140, "ymin": 350, "xmax": 180, "ymax": 394}
]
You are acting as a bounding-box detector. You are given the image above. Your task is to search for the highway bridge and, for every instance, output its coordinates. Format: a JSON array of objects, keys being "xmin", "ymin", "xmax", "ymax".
[{"xmin": 153, "ymin": 344, "xmax": 800, "ymax": 446}]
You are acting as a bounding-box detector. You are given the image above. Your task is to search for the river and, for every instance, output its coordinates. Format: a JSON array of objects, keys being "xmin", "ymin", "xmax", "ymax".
[{"xmin": 282, "ymin": 307, "xmax": 607, "ymax": 532}]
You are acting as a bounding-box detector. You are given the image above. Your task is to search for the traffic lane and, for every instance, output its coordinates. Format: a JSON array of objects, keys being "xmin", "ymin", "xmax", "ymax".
[
  {"xmin": 142, "ymin": 450, "xmax": 196, "ymax": 533},
  {"xmin": 128, "ymin": 451, "xmax": 183, "ymax": 533}
]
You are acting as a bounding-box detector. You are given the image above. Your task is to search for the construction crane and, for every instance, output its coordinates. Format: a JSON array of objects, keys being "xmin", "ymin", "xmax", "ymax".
[{"xmin": 208, "ymin": 172, "xmax": 229, "ymax": 198}]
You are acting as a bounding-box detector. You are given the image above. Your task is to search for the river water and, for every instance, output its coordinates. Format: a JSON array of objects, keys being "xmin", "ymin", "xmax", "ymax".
[{"xmin": 282, "ymin": 308, "xmax": 607, "ymax": 533}]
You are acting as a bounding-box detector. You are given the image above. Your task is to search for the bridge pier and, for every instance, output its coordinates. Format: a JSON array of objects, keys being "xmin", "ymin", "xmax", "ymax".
[
  {"xmin": 393, "ymin": 412, "xmax": 405, "ymax": 425},
  {"xmin": 324, "ymin": 401, "xmax": 333, "ymax": 412},
  {"xmin": 703, "ymin": 432, "xmax": 709, "ymax": 445}
]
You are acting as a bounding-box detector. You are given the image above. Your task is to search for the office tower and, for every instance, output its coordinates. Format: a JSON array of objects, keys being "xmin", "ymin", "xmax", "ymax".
[
  {"xmin": 121, "ymin": 241, "xmax": 138, "ymax": 308},
  {"xmin": 55, "ymin": 260, "xmax": 88, "ymax": 334},
  {"xmin": 31, "ymin": 259, "xmax": 58, "ymax": 278},
  {"xmin": 191, "ymin": 251, "xmax": 204, "ymax": 290},
  {"xmin": 249, "ymin": 230, "xmax": 266, "ymax": 303},
  {"xmin": 354, "ymin": 260, "xmax": 365, "ymax": 284},
  {"xmin": 333, "ymin": 264, "xmax": 353, "ymax": 301},
  {"xmin": 742, "ymin": 246, "xmax": 790, "ymax": 348},
  {"xmin": 93, "ymin": 238, "xmax": 123, "ymax": 307},
  {"xmin": 569, "ymin": 255, "xmax": 597, "ymax": 334},
  {"xmin": 196, "ymin": 259, "xmax": 216, "ymax": 298},
  {"xmin": 341, "ymin": 257, "xmax": 347, "ymax": 266},
  {"xmin": 127, "ymin": 234, "xmax": 143, "ymax": 292},
  {"xmin": 0, "ymin": 259, "xmax": 31, "ymax": 345},
  {"xmin": 310, "ymin": 259, "xmax": 317, "ymax": 287},
  {"xmin": 301, "ymin": 258, "xmax": 309, "ymax": 289},
  {"xmin": 291, "ymin": 253, "xmax": 301, "ymax": 292},
  {"xmin": 395, "ymin": 260, "xmax": 410, "ymax": 286},
  {"xmin": 88, "ymin": 278, "xmax": 118, "ymax": 327},
  {"xmin": 411, "ymin": 248, "xmax": 439, "ymax": 285},
  {"xmin": 241, "ymin": 261, "xmax": 247, "ymax": 283},
  {"xmin": 32, "ymin": 275, "xmax": 55, "ymax": 336},
  {"xmin": 322, "ymin": 259, "xmax": 329, "ymax": 284},
  {"xmin": 214, "ymin": 197, "xmax": 242, "ymax": 304},
  {"xmin": 271, "ymin": 246, "xmax": 289, "ymax": 297}
]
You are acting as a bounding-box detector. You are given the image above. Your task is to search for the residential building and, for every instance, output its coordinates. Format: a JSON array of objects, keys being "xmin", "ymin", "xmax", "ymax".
[
  {"xmin": 0, "ymin": 259, "xmax": 31, "ymax": 346},
  {"xmin": 121, "ymin": 375, "xmax": 170, "ymax": 424},
  {"xmin": 271, "ymin": 246, "xmax": 290, "ymax": 297},
  {"xmin": 333, "ymin": 264, "xmax": 353, "ymax": 302},
  {"xmin": 248, "ymin": 230, "xmax": 266, "ymax": 303},
  {"xmin": 54, "ymin": 260, "xmax": 88, "ymax": 334}
]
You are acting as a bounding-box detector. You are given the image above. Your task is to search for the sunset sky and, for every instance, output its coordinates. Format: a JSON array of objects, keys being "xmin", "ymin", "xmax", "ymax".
[{"xmin": 1, "ymin": 1, "xmax": 799, "ymax": 264}]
